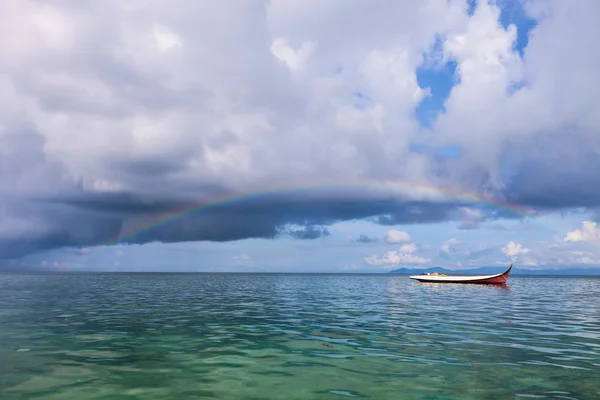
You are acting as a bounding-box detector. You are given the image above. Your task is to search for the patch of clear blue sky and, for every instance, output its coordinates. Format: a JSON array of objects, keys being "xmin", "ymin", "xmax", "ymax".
[
  {"xmin": 414, "ymin": 0, "xmax": 537, "ymax": 129},
  {"xmin": 414, "ymin": 50, "xmax": 457, "ymax": 128},
  {"xmin": 497, "ymin": 0, "xmax": 538, "ymax": 57},
  {"xmin": 467, "ymin": 0, "xmax": 477, "ymax": 16}
]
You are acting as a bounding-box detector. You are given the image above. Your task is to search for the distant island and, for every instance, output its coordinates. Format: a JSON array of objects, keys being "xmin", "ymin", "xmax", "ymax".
[{"xmin": 389, "ymin": 266, "xmax": 600, "ymax": 276}]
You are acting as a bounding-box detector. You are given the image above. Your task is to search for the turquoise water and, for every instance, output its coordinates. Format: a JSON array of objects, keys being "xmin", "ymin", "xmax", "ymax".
[{"xmin": 1, "ymin": 273, "xmax": 599, "ymax": 399}]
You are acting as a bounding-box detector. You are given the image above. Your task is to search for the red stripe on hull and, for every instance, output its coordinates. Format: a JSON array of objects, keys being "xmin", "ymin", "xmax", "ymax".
[
  {"xmin": 414, "ymin": 278, "xmax": 506, "ymax": 284},
  {"xmin": 475, "ymin": 274, "xmax": 509, "ymax": 284}
]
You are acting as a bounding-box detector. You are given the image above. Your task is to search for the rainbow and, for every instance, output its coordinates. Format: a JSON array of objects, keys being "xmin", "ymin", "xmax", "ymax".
[
  {"xmin": 63, "ymin": 179, "xmax": 562, "ymax": 270},
  {"xmin": 112, "ymin": 179, "xmax": 536, "ymax": 245}
]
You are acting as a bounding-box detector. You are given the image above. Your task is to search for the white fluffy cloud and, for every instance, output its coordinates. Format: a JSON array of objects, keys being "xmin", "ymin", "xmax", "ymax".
[
  {"xmin": 501, "ymin": 241, "xmax": 530, "ymax": 259},
  {"xmin": 1, "ymin": 0, "xmax": 459, "ymax": 193},
  {"xmin": 384, "ymin": 229, "xmax": 411, "ymax": 244},
  {"xmin": 365, "ymin": 241, "xmax": 429, "ymax": 269},
  {"xmin": 565, "ymin": 221, "xmax": 600, "ymax": 244},
  {"xmin": 398, "ymin": 243, "xmax": 417, "ymax": 253}
]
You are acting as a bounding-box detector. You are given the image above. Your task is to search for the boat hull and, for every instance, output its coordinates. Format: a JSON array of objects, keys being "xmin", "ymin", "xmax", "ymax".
[{"xmin": 409, "ymin": 264, "xmax": 512, "ymax": 285}]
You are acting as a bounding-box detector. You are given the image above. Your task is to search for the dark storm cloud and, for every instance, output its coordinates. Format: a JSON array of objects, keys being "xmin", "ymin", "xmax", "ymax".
[
  {"xmin": 0, "ymin": 202, "xmax": 123, "ymax": 259},
  {"xmin": 32, "ymin": 190, "xmax": 520, "ymax": 250},
  {"xmin": 109, "ymin": 157, "xmax": 190, "ymax": 177},
  {"xmin": 4, "ymin": 131, "xmax": 597, "ymax": 260},
  {"xmin": 591, "ymin": 209, "xmax": 600, "ymax": 223},
  {"xmin": 504, "ymin": 134, "xmax": 600, "ymax": 208},
  {"xmin": 281, "ymin": 225, "xmax": 330, "ymax": 240},
  {"xmin": 374, "ymin": 202, "xmax": 457, "ymax": 225},
  {"xmin": 41, "ymin": 193, "xmax": 185, "ymax": 216}
]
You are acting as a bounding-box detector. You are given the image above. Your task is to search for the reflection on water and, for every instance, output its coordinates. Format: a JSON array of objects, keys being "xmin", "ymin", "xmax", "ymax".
[{"xmin": 1, "ymin": 273, "xmax": 599, "ymax": 399}]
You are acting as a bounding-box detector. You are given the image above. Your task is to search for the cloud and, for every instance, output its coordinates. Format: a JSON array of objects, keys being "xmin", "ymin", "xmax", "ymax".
[
  {"xmin": 374, "ymin": 203, "xmax": 462, "ymax": 226},
  {"xmin": 365, "ymin": 241, "xmax": 429, "ymax": 269},
  {"xmin": 457, "ymin": 207, "xmax": 484, "ymax": 230},
  {"xmin": 1, "ymin": 0, "xmax": 599, "ymax": 261},
  {"xmin": 398, "ymin": 242, "xmax": 418, "ymax": 253},
  {"xmin": 71, "ymin": 247, "xmax": 93, "ymax": 256},
  {"xmin": 351, "ymin": 234, "xmax": 378, "ymax": 243},
  {"xmin": 530, "ymin": 247, "xmax": 600, "ymax": 268},
  {"xmin": 280, "ymin": 225, "xmax": 330, "ymax": 240},
  {"xmin": 271, "ymin": 37, "xmax": 315, "ymax": 72},
  {"xmin": 384, "ymin": 229, "xmax": 411, "ymax": 244},
  {"xmin": 501, "ymin": 241, "xmax": 530, "ymax": 259},
  {"xmin": 495, "ymin": 224, "xmax": 600, "ymax": 268},
  {"xmin": 565, "ymin": 221, "xmax": 600, "ymax": 244},
  {"xmin": 440, "ymin": 238, "xmax": 458, "ymax": 254},
  {"xmin": 152, "ymin": 24, "xmax": 183, "ymax": 53}
]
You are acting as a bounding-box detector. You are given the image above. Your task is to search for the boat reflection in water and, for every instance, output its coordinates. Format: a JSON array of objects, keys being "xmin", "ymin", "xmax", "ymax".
[{"xmin": 409, "ymin": 264, "xmax": 513, "ymax": 285}]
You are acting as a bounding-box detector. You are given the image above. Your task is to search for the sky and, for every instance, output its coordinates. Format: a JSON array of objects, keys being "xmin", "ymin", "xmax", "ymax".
[{"xmin": 1, "ymin": 0, "xmax": 600, "ymax": 272}]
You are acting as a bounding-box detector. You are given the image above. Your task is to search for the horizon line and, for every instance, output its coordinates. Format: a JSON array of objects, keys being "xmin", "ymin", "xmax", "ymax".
[{"xmin": 2, "ymin": 268, "xmax": 600, "ymax": 276}]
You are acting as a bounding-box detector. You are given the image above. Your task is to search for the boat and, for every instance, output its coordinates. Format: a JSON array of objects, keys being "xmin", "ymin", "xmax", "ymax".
[{"xmin": 409, "ymin": 264, "xmax": 513, "ymax": 285}]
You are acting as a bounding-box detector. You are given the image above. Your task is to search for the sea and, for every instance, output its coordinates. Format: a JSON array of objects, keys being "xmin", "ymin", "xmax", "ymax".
[{"xmin": 1, "ymin": 273, "xmax": 599, "ymax": 400}]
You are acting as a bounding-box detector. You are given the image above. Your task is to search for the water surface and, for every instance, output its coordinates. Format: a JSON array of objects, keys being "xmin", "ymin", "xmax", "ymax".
[{"xmin": 1, "ymin": 273, "xmax": 599, "ymax": 399}]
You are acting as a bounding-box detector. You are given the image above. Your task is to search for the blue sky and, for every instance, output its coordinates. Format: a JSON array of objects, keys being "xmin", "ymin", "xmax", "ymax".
[{"xmin": 1, "ymin": 0, "xmax": 600, "ymax": 272}]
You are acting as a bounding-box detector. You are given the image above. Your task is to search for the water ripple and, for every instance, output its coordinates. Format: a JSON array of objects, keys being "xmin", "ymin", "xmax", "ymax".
[{"xmin": 1, "ymin": 273, "xmax": 599, "ymax": 399}]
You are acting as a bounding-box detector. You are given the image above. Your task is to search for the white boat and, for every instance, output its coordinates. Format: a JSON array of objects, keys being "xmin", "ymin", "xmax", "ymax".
[{"xmin": 409, "ymin": 264, "xmax": 513, "ymax": 285}]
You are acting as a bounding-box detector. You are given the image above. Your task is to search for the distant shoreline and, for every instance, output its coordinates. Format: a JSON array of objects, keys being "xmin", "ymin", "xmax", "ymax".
[{"xmin": 1, "ymin": 269, "xmax": 600, "ymax": 276}]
